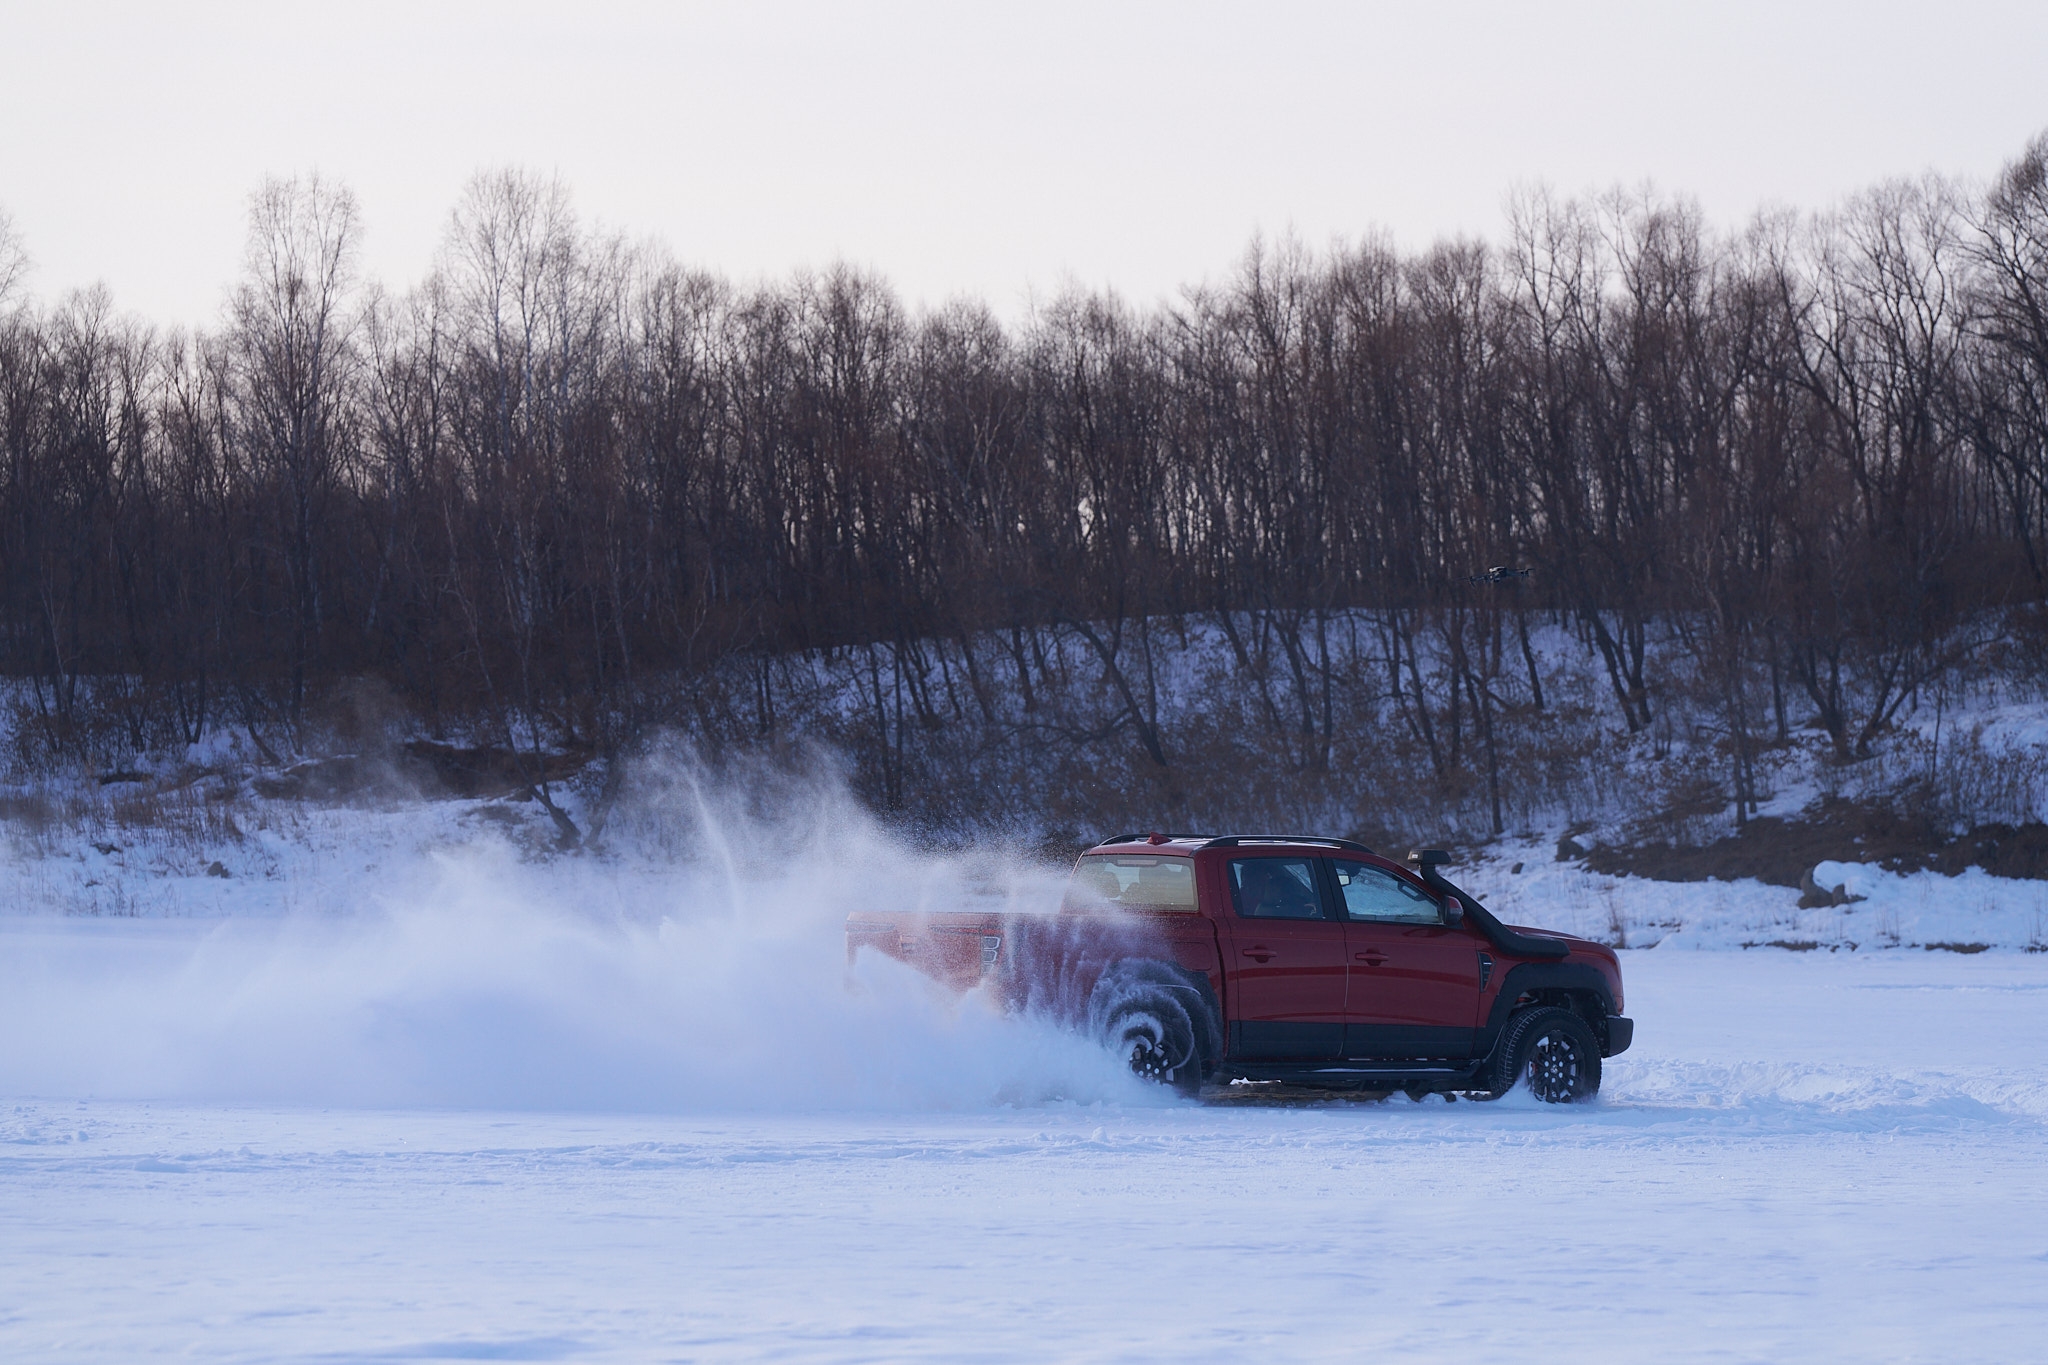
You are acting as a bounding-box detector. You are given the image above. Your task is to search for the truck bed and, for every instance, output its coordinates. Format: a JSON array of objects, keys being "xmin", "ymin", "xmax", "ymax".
[{"xmin": 847, "ymin": 906, "xmax": 1225, "ymax": 1021}]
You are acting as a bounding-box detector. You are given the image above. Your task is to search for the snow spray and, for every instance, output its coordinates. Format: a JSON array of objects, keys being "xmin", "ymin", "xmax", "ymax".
[{"xmin": 0, "ymin": 752, "xmax": 1154, "ymax": 1111}]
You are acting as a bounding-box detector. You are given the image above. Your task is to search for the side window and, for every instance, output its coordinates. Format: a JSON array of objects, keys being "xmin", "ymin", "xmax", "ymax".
[
  {"xmin": 1228, "ymin": 858, "xmax": 1324, "ymax": 920},
  {"xmin": 1332, "ymin": 859, "xmax": 1442, "ymax": 924}
]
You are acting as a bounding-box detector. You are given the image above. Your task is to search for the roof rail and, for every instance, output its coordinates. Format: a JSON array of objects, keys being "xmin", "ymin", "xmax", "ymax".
[{"xmin": 1201, "ymin": 835, "xmax": 1376, "ymax": 854}]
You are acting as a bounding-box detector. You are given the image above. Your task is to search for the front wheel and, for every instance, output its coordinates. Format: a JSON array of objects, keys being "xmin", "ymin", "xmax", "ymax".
[{"xmin": 1488, "ymin": 1006, "xmax": 1601, "ymax": 1102}]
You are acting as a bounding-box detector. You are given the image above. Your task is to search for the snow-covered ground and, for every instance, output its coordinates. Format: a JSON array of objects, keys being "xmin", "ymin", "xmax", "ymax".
[
  {"xmin": 3, "ymin": 950, "xmax": 2045, "ymax": 1361},
  {"xmin": 4, "ymin": 747, "xmax": 2047, "ymax": 1359}
]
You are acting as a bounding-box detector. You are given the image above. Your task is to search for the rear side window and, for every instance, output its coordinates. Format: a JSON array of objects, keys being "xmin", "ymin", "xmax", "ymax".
[
  {"xmin": 1076, "ymin": 856, "xmax": 1197, "ymax": 910},
  {"xmin": 1228, "ymin": 858, "xmax": 1324, "ymax": 919},
  {"xmin": 1331, "ymin": 859, "xmax": 1442, "ymax": 923}
]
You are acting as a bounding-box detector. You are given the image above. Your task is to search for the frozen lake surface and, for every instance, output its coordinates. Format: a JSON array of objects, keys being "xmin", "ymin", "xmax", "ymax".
[{"xmin": 4, "ymin": 946, "xmax": 2047, "ymax": 1362}]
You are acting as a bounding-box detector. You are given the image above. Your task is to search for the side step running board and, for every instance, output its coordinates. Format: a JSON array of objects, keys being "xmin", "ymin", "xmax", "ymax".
[{"xmin": 1230, "ymin": 1062, "xmax": 1490, "ymax": 1085}]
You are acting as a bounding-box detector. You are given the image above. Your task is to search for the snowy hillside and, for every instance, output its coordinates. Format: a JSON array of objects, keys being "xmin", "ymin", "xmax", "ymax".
[{"xmin": 7, "ymin": 630, "xmax": 2048, "ymax": 950}]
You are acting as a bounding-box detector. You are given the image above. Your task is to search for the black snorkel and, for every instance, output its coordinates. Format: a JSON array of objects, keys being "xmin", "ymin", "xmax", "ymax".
[{"xmin": 1409, "ymin": 849, "xmax": 1569, "ymax": 960}]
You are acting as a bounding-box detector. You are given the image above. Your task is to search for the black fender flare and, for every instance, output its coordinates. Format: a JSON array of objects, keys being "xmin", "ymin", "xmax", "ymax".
[{"xmin": 1478, "ymin": 962, "xmax": 1618, "ymax": 1056}]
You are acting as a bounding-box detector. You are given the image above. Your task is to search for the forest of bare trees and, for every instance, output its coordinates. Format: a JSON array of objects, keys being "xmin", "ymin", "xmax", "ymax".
[{"xmin": 4, "ymin": 136, "xmax": 2048, "ymax": 839}]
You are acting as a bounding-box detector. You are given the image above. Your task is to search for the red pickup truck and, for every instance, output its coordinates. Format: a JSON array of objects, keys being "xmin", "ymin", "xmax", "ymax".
[{"xmin": 848, "ymin": 834, "xmax": 1632, "ymax": 1101}]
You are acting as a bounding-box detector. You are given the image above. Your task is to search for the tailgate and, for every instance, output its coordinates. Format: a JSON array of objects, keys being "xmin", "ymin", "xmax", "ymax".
[{"xmin": 846, "ymin": 911, "xmax": 1002, "ymax": 991}]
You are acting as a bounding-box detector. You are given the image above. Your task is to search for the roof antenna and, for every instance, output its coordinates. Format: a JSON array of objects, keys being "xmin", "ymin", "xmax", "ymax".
[{"xmin": 1146, "ymin": 831, "xmax": 1169, "ymax": 845}]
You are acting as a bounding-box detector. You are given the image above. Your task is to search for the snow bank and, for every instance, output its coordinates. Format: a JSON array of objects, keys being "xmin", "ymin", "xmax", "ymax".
[{"xmin": 1458, "ymin": 834, "xmax": 2048, "ymax": 951}]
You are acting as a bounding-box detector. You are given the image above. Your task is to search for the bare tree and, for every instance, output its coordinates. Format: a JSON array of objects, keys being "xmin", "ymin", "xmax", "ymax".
[
  {"xmin": 1965, "ymin": 133, "xmax": 2048, "ymax": 576},
  {"xmin": 2, "ymin": 136, "xmax": 2047, "ymax": 838},
  {"xmin": 0, "ymin": 207, "xmax": 28, "ymax": 312},
  {"xmin": 227, "ymin": 173, "xmax": 363, "ymax": 733}
]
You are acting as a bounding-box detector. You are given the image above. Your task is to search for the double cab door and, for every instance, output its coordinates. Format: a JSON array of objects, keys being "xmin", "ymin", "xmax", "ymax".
[
  {"xmin": 1220, "ymin": 852, "xmax": 1484, "ymax": 1062},
  {"xmin": 1219, "ymin": 854, "xmax": 1349, "ymax": 1058},
  {"xmin": 1325, "ymin": 857, "xmax": 1484, "ymax": 1059}
]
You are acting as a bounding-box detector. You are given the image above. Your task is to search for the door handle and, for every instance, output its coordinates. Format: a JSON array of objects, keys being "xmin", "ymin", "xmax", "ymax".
[
  {"xmin": 1354, "ymin": 952, "xmax": 1388, "ymax": 965},
  {"xmin": 1240, "ymin": 948, "xmax": 1275, "ymax": 962}
]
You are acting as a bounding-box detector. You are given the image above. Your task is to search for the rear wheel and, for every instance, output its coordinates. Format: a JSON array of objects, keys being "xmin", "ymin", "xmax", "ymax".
[
  {"xmin": 1489, "ymin": 1006, "xmax": 1601, "ymax": 1102},
  {"xmin": 1105, "ymin": 993, "xmax": 1201, "ymax": 1096}
]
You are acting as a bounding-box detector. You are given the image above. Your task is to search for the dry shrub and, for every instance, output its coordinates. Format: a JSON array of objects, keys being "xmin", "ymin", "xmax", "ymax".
[{"xmin": 1928, "ymin": 726, "xmax": 2048, "ymax": 827}]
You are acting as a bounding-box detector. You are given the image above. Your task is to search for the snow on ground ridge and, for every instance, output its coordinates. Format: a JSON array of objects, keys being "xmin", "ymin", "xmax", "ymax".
[{"xmin": 1456, "ymin": 830, "xmax": 2048, "ymax": 952}]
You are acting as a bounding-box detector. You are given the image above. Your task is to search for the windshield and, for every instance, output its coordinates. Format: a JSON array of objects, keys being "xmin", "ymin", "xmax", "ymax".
[{"xmin": 1072, "ymin": 855, "xmax": 1198, "ymax": 910}]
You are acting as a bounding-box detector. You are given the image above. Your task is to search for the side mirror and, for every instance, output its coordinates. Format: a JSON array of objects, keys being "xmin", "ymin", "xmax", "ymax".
[{"xmin": 1442, "ymin": 896, "xmax": 1466, "ymax": 926}]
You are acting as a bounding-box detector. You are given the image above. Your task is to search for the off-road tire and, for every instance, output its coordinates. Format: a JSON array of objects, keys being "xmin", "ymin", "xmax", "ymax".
[
  {"xmin": 1104, "ymin": 992, "xmax": 1202, "ymax": 1096},
  {"xmin": 1087, "ymin": 960, "xmax": 1220, "ymax": 1096},
  {"xmin": 1488, "ymin": 1006, "xmax": 1602, "ymax": 1102}
]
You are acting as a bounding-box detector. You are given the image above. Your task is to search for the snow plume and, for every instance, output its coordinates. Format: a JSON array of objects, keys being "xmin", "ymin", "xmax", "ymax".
[{"xmin": 0, "ymin": 751, "xmax": 1154, "ymax": 1111}]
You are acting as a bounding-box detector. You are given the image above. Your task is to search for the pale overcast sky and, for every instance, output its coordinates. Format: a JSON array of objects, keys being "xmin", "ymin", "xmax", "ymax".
[{"xmin": 3, "ymin": 0, "xmax": 2046, "ymax": 325}]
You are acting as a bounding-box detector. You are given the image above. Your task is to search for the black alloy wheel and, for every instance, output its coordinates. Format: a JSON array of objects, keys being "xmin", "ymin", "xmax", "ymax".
[
  {"xmin": 1107, "ymin": 995, "xmax": 1201, "ymax": 1096},
  {"xmin": 1491, "ymin": 1005, "xmax": 1602, "ymax": 1102},
  {"xmin": 1124, "ymin": 1031, "xmax": 1174, "ymax": 1081}
]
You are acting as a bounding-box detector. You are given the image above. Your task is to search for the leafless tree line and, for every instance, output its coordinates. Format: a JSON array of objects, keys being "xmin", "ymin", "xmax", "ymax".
[{"xmin": 3, "ymin": 138, "xmax": 2047, "ymax": 832}]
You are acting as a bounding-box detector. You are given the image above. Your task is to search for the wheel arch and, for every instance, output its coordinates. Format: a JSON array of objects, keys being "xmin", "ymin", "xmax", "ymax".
[{"xmin": 1087, "ymin": 957, "xmax": 1226, "ymax": 1079}]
